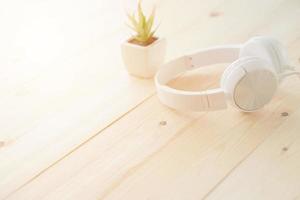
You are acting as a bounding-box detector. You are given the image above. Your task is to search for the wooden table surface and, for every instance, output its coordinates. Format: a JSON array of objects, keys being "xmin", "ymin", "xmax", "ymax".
[{"xmin": 1, "ymin": 0, "xmax": 300, "ymax": 199}]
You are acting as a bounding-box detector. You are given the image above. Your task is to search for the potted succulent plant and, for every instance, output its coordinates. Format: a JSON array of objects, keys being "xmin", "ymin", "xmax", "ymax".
[{"xmin": 121, "ymin": 1, "xmax": 166, "ymax": 78}]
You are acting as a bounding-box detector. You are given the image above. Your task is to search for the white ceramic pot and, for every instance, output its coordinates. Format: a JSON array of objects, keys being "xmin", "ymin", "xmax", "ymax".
[{"xmin": 121, "ymin": 38, "xmax": 166, "ymax": 78}]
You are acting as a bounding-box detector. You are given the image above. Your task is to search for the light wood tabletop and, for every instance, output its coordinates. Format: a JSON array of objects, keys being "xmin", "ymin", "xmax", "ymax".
[{"xmin": 1, "ymin": 0, "xmax": 300, "ymax": 199}]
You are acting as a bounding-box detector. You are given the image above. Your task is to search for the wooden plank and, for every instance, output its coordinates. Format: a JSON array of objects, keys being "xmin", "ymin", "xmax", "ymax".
[
  {"xmin": 4, "ymin": 66, "xmax": 222, "ymax": 200},
  {"xmin": 0, "ymin": 0, "xmax": 126, "ymax": 140},
  {"xmin": 205, "ymin": 81, "xmax": 300, "ymax": 200},
  {"xmin": 0, "ymin": 0, "xmax": 225, "ymax": 198},
  {"xmin": 0, "ymin": 51, "xmax": 156, "ymax": 199},
  {"xmin": 103, "ymin": 74, "xmax": 300, "ymax": 200},
  {"xmin": 0, "ymin": 0, "xmax": 155, "ymax": 198},
  {"xmin": 6, "ymin": 0, "xmax": 300, "ymax": 198},
  {"xmin": 8, "ymin": 69, "xmax": 300, "ymax": 200}
]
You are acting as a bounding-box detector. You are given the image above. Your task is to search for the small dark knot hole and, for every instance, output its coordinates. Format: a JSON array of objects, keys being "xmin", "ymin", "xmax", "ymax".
[
  {"xmin": 281, "ymin": 112, "xmax": 289, "ymax": 117},
  {"xmin": 159, "ymin": 121, "xmax": 167, "ymax": 126},
  {"xmin": 282, "ymin": 147, "xmax": 289, "ymax": 152},
  {"xmin": 0, "ymin": 141, "xmax": 5, "ymax": 148},
  {"xmin": 209, "ymin": 11, "xmax": 223, "ymax": 17}
]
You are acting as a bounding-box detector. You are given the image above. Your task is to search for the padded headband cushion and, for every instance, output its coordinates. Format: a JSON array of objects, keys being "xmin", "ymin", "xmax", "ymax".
[{"xmin": 240, "ymin": 36, "xmax": 289, "ymax": 74}]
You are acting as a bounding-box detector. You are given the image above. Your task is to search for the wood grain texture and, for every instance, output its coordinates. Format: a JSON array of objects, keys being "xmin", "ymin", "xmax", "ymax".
[
  {"xmin": 205, "ymin": 80, "xmax": 300, "ymax": 200},
  {"xmin": 1, "ymin": 0, "xmax": 300, "ymax": 199},
  {"xmin": 0, "ymin": 0, "xmax": 155, "ymax": 198}
]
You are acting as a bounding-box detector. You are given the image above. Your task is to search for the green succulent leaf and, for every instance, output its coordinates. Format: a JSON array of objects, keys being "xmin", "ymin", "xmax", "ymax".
[
  {"xmin": 138, "ymin": 1, "xmax": 146, "ymax": 26},
  {"xmin": 146, "ymin": 8, "xmax": 155, "ymax": 34},
  {"xmin": 127, "ymin": 13, "xmax": 138, "ymax": 29},
  {"xmin": 126, "ymin": 0, "xmax": 158, "ymax": 45}
]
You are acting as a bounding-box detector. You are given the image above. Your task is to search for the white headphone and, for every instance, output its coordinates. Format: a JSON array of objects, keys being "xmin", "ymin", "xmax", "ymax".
[{"xmin": 155, "ymin": 36, "xmax": 300, "ymax": 112}]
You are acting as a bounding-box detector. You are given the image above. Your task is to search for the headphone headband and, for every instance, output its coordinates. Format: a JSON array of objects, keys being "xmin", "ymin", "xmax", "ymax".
[
  {"xmin": 156, "ymin": 37, "xmax": 299, "ymax": 112},
  {"xmin": 155, "ymin": 45, "xmax": 241, "ymax": 111}
]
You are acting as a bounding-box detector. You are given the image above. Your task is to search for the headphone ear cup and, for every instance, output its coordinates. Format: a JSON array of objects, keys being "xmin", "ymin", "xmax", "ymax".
[
  {"xmin": 240, "ymin": 36, "xmax": 289, "ymax": 74},
  {"xmin": 221, "ymin": 57, "xmax": 256, "ymax": 89},
  {"xmin": 222, "ymin": 57, "xmax": 278, "ymax": 112}
]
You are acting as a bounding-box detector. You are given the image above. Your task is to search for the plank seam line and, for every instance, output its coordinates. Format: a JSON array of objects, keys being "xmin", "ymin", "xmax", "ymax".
[
  {"xmin": 3, "ymin": 93, "xmax": 156, "ymax": 200},
  {"xmin": 201, "ymin": 96, "xmax": 298, "ymax": 199},
  {"xmin": 201, "ymin": 123, "xmax": 281, "ymax": 200},
  {"xmin": 97, "ymin": 115, "xmax": 204, "ymax": 200}
]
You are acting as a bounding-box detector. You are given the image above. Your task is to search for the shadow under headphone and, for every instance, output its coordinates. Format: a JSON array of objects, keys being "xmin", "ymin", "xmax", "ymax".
[{"xmin": 155, "ymin": 36, "xmax": 300, "ymax": 112}]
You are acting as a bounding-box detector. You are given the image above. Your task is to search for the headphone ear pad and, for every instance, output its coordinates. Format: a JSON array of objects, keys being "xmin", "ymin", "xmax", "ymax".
[
  {"xmin": 221, "ymin": 57, "xmax": 278, "ymax": 112},
  {"xmin": 221, "ymin": 57, "xmax": 255, "ymax": 89},
  {"xmin": 240, "ymin": 36, "xmax": 289, "ymax": 74}
]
